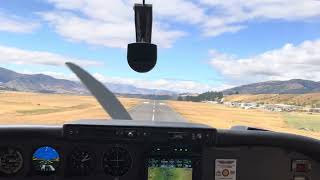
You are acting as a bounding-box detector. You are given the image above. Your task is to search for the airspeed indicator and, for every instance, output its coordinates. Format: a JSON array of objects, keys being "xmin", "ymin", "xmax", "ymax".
[{"xmin": 0, "ymin": 147, "xmax": 23, "ymax": 175}]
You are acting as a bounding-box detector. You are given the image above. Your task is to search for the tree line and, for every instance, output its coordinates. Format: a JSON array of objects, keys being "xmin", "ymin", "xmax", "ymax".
[{"xmin": 177, "ymin": 91, "xmax": 223, "ymax": 102}]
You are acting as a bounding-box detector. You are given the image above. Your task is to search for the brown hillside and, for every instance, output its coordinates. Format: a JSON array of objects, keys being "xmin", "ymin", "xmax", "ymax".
[{"xmin": 223, "ymin": 93, "xmax": 320, "ymax": 106}]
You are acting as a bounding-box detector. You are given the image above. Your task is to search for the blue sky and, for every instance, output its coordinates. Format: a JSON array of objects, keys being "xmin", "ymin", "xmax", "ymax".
[{"xmin": 0, "ymin": 0, "xmax": 320, "ymax": 93}]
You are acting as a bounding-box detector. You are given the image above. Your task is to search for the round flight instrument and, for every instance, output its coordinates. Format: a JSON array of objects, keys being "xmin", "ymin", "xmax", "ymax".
[
  {"xmin": 69, "ymin": 150, "xmax": 95, "ymax": 176},
  {"xmin": 32, "ymin": 146, "xmax": 60, "ymax": 174},
  {"xmin": 0, "ymin": 147, "xmax": 23, "ymax": 175},
  {"xmin": 102, "ymin": 147, "xmax": 132, "ymax": 177}
]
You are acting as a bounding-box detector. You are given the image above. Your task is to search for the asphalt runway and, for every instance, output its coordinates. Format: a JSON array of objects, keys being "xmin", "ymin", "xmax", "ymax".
[{"xmin": 129, "ymin": 100, "xmax": 187, "ymax": 122}]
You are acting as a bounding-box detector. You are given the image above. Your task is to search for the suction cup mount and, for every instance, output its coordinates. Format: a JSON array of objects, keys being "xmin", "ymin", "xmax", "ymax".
[{"xmin": 127, "ymin": 0, "xmax": 157, "ymax": 73}]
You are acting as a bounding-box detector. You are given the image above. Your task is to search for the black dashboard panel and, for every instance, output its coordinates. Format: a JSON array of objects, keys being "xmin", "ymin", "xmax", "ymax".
[
  {"xmin": 0, "ymin": 120, "xmax": 319, "ymax": 180},
  {"xmin": 202, "ymin": 146, "xmax": 320, "ymax": 180}
]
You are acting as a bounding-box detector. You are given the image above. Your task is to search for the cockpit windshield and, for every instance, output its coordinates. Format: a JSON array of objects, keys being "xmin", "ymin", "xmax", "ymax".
[{"xmin": 0, "ymin": 0, "xmax": 319, "ymax": 140}]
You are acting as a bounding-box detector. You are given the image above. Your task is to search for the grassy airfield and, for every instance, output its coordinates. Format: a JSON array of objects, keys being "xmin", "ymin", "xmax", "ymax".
[
  {"xmin": 167, "ymin": 101, "xmax": 320, "ymax": 140},
  {"xmin": 0, "ymin": 91, "xmax": 318, "ymax": 140},
  {"xmin": 0, "ymin": 91, "xmax": 140, "ymax": 125}
]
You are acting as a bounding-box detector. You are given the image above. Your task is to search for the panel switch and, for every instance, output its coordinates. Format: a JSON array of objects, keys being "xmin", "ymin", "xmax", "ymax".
[
  {"xmin": 293, "ymin": 176, "xmax": 307, "ymax": 180},
  {"xmin": 292, "ymin": 160, "xmax": 311, "ymax": 172}
]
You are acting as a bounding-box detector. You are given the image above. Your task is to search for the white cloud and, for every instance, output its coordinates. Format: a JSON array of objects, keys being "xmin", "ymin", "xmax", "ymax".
[
  {"xmin": 202, "ymin": 0, "xmax": 320, "ymax": 20},
  {"xmin": 48, "ymin": 0, "xmax": 206, "ymax": 25},
  {"xmin": 202, "ymin": 25, "xmax": 246, "ymax": 37},
  {"xmin": 151, "ymin": 0, "xmax": 207, "ymax": 24},
  {"xmin": 201, "ymin": 0, "xmax": 320, "ymax": 36},
  {"xmin": 43, "ymin": 0, "xmax": 320, "ymax": 45},
  {"xmin": 41, "ymin": 0, "xmax": 187, "ymax": 48},
  {"xmin": 42, "ymin": 12, "xmax": 185, "ymax": 48},
  {"xmin": 0, "ymin": 12, "xmax": 39, "ymax": 33},
  {"xmin": 93, "ymin": 72, "xmax": 228, "ymax": 93},
  {"xmin": 42, "ymin": 12, "xmax": 134, "ymax": 48},
  {"xmin": 47, "ymin": 0, "xmax": 132, "ymax": 22},
  {"xmin": 210, "ymin": 39, "xmax": 320, "ymax": 82},
  {"xmin": 27, "ymin": 70, "xmax": 226, "ymax": 93},
  {"xmin": 21, "ymin": 70, "xmax": 78, "ymax": 81},
  {"xmin": 38, "ymin": 71, "xmax": 78, "ymax": 80},
  {"xmin": 0, "ymin": 44, "xmax": 102, "ymax": 67}
]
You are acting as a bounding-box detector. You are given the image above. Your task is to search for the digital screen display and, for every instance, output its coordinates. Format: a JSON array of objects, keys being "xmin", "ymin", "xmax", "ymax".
[
  {"xmin": 148, "ymin": 158, "xmax": 192, "ymax": 180},
  {"xmin": 32, "ymin": 146, "xmax": 60, "ymax": 174}
]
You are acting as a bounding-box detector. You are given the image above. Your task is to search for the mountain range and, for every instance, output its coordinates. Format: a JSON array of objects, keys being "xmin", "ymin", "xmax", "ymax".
[
  {"xmin": 0, "ymin": 67, "xmax": 176, "ymax": 95},
  {"xmin": 223, "ymin": 79, "xmax": 320, "ymax": 94},
  {"xmin": 0, "ymin": 67, "xmax": 319, "ymax": 95}
]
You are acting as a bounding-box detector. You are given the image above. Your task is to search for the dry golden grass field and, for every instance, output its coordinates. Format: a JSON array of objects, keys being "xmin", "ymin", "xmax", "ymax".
[
  {"xmin": 0, "ymin": 91, "xmax": 319, "ymax": 140},
  {"xmin": 167, "ymin": 101, "xmax": 320, "ymax": 140},
  {"xmin": 0, "ymin": 91, "xmax": 140, "ymax": 125}
]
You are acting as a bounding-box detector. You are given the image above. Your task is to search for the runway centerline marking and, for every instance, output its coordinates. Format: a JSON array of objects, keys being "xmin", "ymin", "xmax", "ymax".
[{"xmin": 152, "ymin": 100, "xmax": 156, "ymax": 121}]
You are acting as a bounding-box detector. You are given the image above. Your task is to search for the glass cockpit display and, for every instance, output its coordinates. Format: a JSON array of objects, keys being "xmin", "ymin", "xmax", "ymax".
[
  {"xmin": 148, "ymin": 158, "xmax": 192, "ymax": 180},
  {"xmin": 32, "ymin": 146, "xmax": 60, "ymax": 174}
]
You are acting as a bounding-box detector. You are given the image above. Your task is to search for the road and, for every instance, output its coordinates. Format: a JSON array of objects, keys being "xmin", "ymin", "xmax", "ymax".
[{"xmin": 129, "ymin": 100, "xmax": 187, "ymax": 122}]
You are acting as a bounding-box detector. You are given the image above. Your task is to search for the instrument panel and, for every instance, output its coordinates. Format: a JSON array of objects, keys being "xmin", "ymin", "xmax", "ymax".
[
  {"xmin": 0, "ymin": 120, "xmax": 319, "ymax": 180},
  {"xmin": 0, "ymin": 144, "xmax": 200, "ymax": 179},
  {"xmin": 68, "ymin": 148, "xmax": 95, "ymax": 176},
  {"xmin": 32, "ymin": 146, "xmax": 60, "ymax": 175},
  {"xmin": 147, "ymin": 158, "xmax": 193, "ymax": 180},
  {"xmin": 102, "ymin": 147, "xmax": 132, "ymax": 177},
  {"xmin": 0, "ymin": 147, "xmax": 23, "ymax": 176}
]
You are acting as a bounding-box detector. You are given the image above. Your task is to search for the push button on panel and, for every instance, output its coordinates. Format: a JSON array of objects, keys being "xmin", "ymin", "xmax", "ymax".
[
  {"xmin": 293, "ymin": 176, "xmax": 308, "ymax": 180},
  {"xmin": 292, "ymin": 160, "xmax": 311, "ymax": 173}
]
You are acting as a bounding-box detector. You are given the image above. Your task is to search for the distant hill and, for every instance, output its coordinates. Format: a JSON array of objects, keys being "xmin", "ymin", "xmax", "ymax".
[
  {"xmin": 223, "ymin": 93, "xmax": 320, "ymax": 107},
  {"xmin": 3, "ymin": 73, "xmax": 85, "ymax": 94},
  {"xmin": 223, "ymin": 79, "xmax": 320, "ymax": 94},
  {"xmin": 177, "ymin": 91, "xmax": 223, "ymax": 102},
  {"xmin": 105, "ymin": 83, "xmax": 176, "ymax": 95},
  {"xmin": 0, "ymin": 67, "xmax": 177, "ymax": 95},
  {"xmin": 0, "ymin": 67, "xmax": 23, "ymax": 82}
]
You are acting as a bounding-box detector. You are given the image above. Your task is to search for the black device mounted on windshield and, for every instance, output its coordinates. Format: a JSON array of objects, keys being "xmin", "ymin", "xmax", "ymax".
[{"xmin": 127, "ymin": 0, "xmax": 157, "ymax": 73}]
